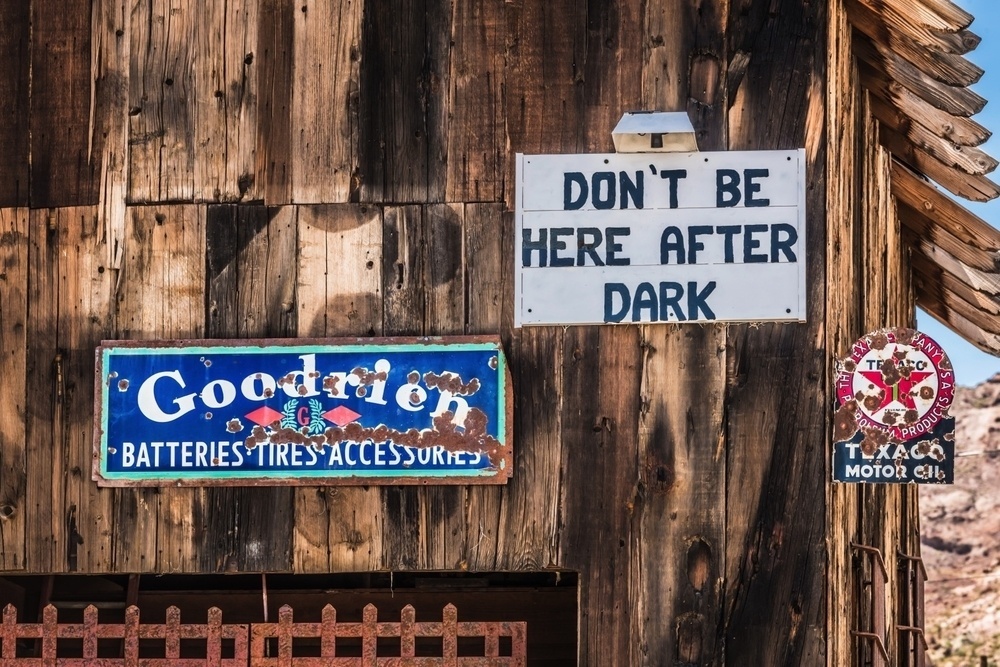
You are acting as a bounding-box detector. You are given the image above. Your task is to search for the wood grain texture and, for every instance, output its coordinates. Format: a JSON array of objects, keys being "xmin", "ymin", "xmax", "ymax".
[
  {"xmin": 30, "ymin": 0, "xmax": 97, "ymax": 208},
  {"xmin": 503, "ymin": 0, "xmax": 588, "ymax": 213},
  {"xmin": 635, "ymin": 326, "xmax": 726, "ymax": 666},
  {"xmin": 201, "ymin": 204, "xmax": 298, "ymax": 572},
  {"xmin": 358, "ymin": 0, "xmax": 449, "ymax": 203},
  {"xmin": 851, "ymin": 0, "xmax": 980, "ymax": 55},
  {"xmin": 724, "ymin": 0, "xmax": 828, "ymax": 664},
  {"xmin": 493, "ymin": 325, "xmax": 562, "ymax": 572},
  {"xmin": 870, "ymin": 95, "xmax": 996, "ymax": 176},
  {"xmin": 128, "ymin": 0, "xmax": 259, "ymax": 203},
  {"xmin": 0, "ymin": 209, "xmax": 28, "ymax": 570},
  {"xmin": 115, "ymin": 205, "xmax": 206, "ymax": 572},
  {"xmin": 558, "ymin": 326, "xmax": 642, "ymax": 667},
  {"xmin": 636, "ymin": 0, "xmax": 729, "ymax": 663},
  {"xmin": 460, "ymin": 204, "xmax": 508, "ymax": 571},
  {"xmin": 445, "ymin": 0, "xmax": 507, "ymax": 203},
  {"xmin": 289, "ymin": 0, "xmax": 362, "ymax": 204},
  {"xmin": 93, "ymin": 0, "xmax": 131, "ymax": 272},
  {"xmin": 206, "ymin": 205, "xmax": 297, "ymax": 340},
  {"xmin": 880, "ymin": 125, "xmax": 1000, "ymax": 201},
  {"xmin": 25, "ymin": 210, "xmax": 63, "ymax": 573},
  {"xmin": 294, "ymin": 205, "xmax": 383, "ymax": 572},
  {"xmin": 379, "ymin": 203, "xmax": 468, "ymax": 570},
  {"xmin": 826, "ymin": 7, "xmax": 862, "ymax": 664},
  {"xmin": 846, "ymin": 0, "xmax": 982, "ymax": 88},
  {"xmin": 892, "ymin": 160, "xmax": 1000, "ymax": 247},
  {"xmin": 57, "ymin": 209, "xmax": 115, "ymax": 574},
  {"xmin": 0, "ymin": 4, "xmax": 29, "ymax": 207},
  {"xmin": 256, "ymin": 0, "xmax": 295, "ymax": 205},
  {"xmin": 418, "ymin": 204, "xmax": 467, "ymax": 570}
]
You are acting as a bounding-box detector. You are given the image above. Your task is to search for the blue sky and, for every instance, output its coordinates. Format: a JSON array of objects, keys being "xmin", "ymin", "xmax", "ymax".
[{"xmin": 914, "ymin": 0, "xmax": 1000, "ymax": 386}]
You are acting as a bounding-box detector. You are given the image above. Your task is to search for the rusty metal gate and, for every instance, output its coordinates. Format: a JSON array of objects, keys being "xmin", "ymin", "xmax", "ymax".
[{"xmin": 1, "ymin": 603, "xmax": 526, "ymax": 666}]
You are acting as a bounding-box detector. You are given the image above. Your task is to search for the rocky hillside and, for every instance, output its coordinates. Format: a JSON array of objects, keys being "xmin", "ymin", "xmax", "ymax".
[{"xmin": 922, "ymin": 375, "xmax": 1000, "ymax": 665}]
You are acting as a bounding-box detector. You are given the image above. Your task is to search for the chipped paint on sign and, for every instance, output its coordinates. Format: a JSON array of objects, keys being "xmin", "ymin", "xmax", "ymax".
[
  {"xmin": 93, "ymin": 337, "xmax": 512, "ymax": 486},
  {"xmin": 832, "ymin": 328, "xmax": 955, "ymax": 484}
]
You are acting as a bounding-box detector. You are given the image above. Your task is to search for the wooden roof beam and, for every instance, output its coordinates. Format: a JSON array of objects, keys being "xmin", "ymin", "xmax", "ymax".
[
  {"xmin": 879, "ymin": 0, "xmax": 973, "ymax": 33},
  {"xmin": 907, "ymin": 236, "xmax": 1000, "ymax": 296},
  {"xmin": 891, "ymin": 160, "xmax": 1000, "ymax": 247},
  {"xmin": 918, "ymin": 296, "xmax": 1000, "ymax": 356},
  {"xmin": 859, "ymin": 62, "xmax": 990, "ymax": 146},
  {"xmin": 899, "ymin": 203, "xmax": 1000, "ymax": 273},
  {"xmin": 847, "ymin": 0, "xmax": 982, "ymax": 87},
  {"xmin": 851, "ymin": 0, "xmax": 980, "ymax": 55},
  {"xmin": 881, "ymin": 128, "xmax": 1000, "ymax": 201},
  {"xmin": 854, "ymin": 35, "xmax": 985, "ymax": 117},
  {"xmin": 911, "ymin": 252, "xmax": 1000, "ymax": 318},
  {"xmin": 870, "ymin": 97, "xmax": 997, "ymax": 176}
]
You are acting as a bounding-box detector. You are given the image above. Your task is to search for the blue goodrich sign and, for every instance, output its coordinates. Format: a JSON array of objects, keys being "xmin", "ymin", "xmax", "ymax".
[{"xmin": 94, "ymin": 338, "xmax": 512, "ymax": 486}]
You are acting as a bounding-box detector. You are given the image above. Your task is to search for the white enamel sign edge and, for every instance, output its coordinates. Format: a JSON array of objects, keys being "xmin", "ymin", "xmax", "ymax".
[{"xmin": 514, "ymin": 150, "xmax": 807, "ymax": 327}]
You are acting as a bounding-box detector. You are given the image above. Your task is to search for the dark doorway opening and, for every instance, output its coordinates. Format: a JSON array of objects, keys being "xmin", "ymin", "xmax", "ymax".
[{"xmin": 0, "ymin": 571, "xmax": 577, "ymax": 665}]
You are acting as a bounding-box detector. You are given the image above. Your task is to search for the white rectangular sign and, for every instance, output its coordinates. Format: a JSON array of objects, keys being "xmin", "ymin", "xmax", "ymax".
[{"xmin": 515, "ymin": 150, "xmax": 807, "ymax": 326}]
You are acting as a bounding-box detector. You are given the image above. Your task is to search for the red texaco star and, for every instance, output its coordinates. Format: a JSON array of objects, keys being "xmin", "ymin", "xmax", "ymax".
[{"xmin": 857, "ymin": 369, "xmax": 932, "ymax": 412}]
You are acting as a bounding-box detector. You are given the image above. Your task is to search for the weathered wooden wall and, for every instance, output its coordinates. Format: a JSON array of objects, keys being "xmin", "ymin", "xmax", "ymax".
[
  {"xmin": 0, "ymin": 0, "xmax": 922, "ymax": 664},
  {"xmin": 827, "ymin": 1, "xmax": 920, "ymax": 665}
]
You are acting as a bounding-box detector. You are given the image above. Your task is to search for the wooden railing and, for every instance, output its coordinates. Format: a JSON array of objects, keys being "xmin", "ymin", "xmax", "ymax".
[{"xmin": 0, "ymin": 603, "xmax": 526, "ymax": 666}]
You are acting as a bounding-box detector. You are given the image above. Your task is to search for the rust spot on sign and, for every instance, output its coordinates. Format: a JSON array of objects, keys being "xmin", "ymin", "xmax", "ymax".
[
  {"xmin": 240, "ymin": 408, "xmax": 505, "ymax": 467},
  {"xmin": 117, "ymin": 379, "xmax": 129, "ymax": 391},
  {"xmin": 860, "ymin": 427, "xmax": 888, "ymax": 456},
  {"xmin": 833, "ymin": 401, "xmax": 859, "ymax": 441},
  {"xmin": 351, "ymin": 366, "xmax": 388, "ymax": 386},
  {"xmin": 869, "ymin": 331, "xmax": 889, "ymax": 350},
  {"xmin": 424, "ymin": 371, "xmax": 480, "ymax": 396}
]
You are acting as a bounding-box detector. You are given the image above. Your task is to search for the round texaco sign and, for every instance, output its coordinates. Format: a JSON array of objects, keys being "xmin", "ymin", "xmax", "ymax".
[{"xmin": 836, "ymin": 328, "xmax": 954, "ymax": 441}]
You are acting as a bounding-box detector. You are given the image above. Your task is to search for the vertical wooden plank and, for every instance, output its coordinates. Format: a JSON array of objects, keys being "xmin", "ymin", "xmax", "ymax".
[
  {"xmin": 25, "ymin": 211, "xmax": 62, "ymax": 573},
  {"xmin": 504, "ymin": 0, "xmax": 587, "ymax": 221},
  {"xmin": 380, "ymin": 203, "xmax": 494, "ymax": 570},
  {"xmin": 116, "ymin": 206, "xmax": 206, "ymax": 339},
  {"xmin": 636, "ymin": 327, "xmax": 726, "ymax": 665},
  {"xmin": 558, "ymin": 326, "xmax": 642, "ymax": 667},
  {"xmin": 419, "ymin": 203, "xmax": 466, "ymax": 570},
  {"xmin": 256, "ymin": 0, "xmax": 295, "ymax": 205},
  {"xmin": 93, "ymin": 0, "xmax": 131, "ymax": 273},
  {"xmin": 294, "ymin": 205, "xmax": 383, "ymax": 572},
  {"xmin": 206, "ymin": 205, "xmax": 297, "ymax": 340},
  {"xmin": 201, "ymin": 204, "xmax": 297, "ymax": 572},
  {"xmin": 0, "ymin": 4, "xmax": 29, "ymax": 207},
  {"xmin": 0, "ymin": 209, "xmax": 28, "ymax": 570},
  {"xmin": 461, "ymin": 203, "xmax": 508, "ymax": 571},
  {"xmin": 128, "ymin": 0, "xmax": 195, "ymax": 202},
  {"xmin": 115, "ymin": 205, "xmax": 206, "ymax": 572},
  {"xmin": 444, "ymin": 0, "xmax": 506, "ymax": 202},
  {"xmin": 57, "ymin": 208, "xmax": 115, "ymax": 573},
  {"xmin": 296, "ymin": 205, "xmax": 381, "ymax": 340},
  {"xmin": 492, "ymin": 325, "xmax": 563, "ymax": 571},
  {"xmin": 221, "ymin": 0, "xmax": 261, "ymax": 203},
  {"xmin": 380, "ymin": 205, "xmax": 425, "ymax": 569},
  {"xmin": 635, "ymin": 1, "xmax": 729, "ymax": 664},
  {"xmin": 825, "ymin": 3, "xmax": 862, "ymax": 664},
  {"xmin": 289, "ymin": 0, "xmax": 363, "ymax": 204},
  {"xmin": 723, "ymin": 0, "xmax": 828, "ymax": 664},
  {"xmin": 358, "ymin": 0, "xmax": 450, "ymax": 203},
  {"xmin": 382, "ymin": 206, "xmax": 426, "ymax": 336},
  {"xmin": 128, "ymin": 0, "xmax": 259, "ymax": 203},
  {"xmin": 31, "ymin": 0, "xmax": 97, "ymax": 207}
]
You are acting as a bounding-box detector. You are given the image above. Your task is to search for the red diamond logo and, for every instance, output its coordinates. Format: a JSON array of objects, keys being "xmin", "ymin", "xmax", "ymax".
[
  {"xmin": 245, "ymin": 406, "xmax": 282, "ymax": 426},
  {"xmin": 324, "ymin": 406, "xmax": 361, "ymax": 426}
]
